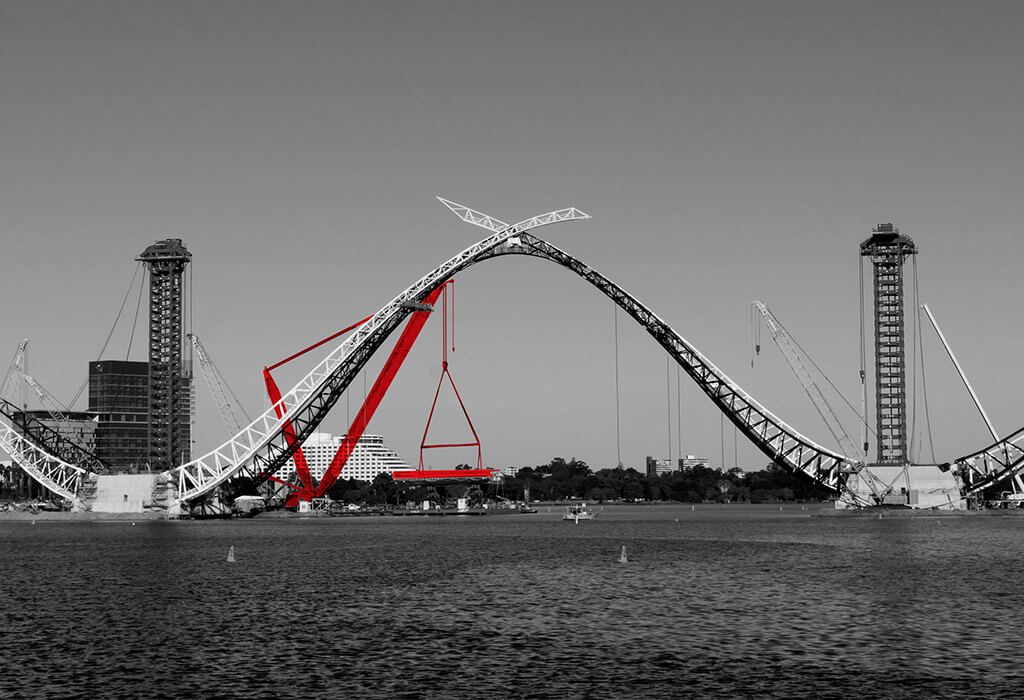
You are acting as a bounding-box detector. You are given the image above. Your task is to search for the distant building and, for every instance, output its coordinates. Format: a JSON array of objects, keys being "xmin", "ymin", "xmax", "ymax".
[
  {"xmin": 679, "ymin": 455, "xmax": 711, "ymax": 470},
  {"xmin": 645, "ymin": 456, "xmax": 677, "ymax": 477},
  {"xmin": 499, "ymin": 466, "xmax": 520, "ymax": 478},
  {"xmin": 89, "ymin": 360, "xmax": 149, "ymax": 471},
  {"xmin": 278, "ymin": 432, "xmax": 410, "ymax": 484}
]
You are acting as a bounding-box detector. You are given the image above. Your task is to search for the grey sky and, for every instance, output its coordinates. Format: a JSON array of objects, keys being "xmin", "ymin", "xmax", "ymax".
[{"xmin": 2, "ymin": 0, "xmax": 1022, "ymax": 471}]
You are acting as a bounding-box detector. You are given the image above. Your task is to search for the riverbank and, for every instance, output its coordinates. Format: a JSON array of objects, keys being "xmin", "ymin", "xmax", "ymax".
[{"xmin": 0, "ymin": 510, "xmax": 167, "ymax": 522}]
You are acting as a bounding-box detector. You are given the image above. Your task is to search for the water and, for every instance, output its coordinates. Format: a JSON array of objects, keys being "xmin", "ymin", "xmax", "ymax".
[{"xmin": 2, "ymin": 504, "xmax": 1022, "ymax": 698}]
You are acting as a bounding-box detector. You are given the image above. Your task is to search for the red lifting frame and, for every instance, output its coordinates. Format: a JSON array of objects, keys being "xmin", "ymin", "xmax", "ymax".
[{"xmin": 419, "ymin": 280, "xmax": 483, "ymax": 470}]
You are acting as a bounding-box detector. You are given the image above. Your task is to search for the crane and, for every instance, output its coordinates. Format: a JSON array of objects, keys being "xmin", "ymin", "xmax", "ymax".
[
  {"xmin": 1, "ymin": 340, "xmax": 28, "ymax": 406},
  {"xmin": 752, "ymin": 301, "xmax": 890, "ymax": 502},
  {"xmin": 753, "ymin": 301, "xmax": 864, "ymax": 463},
  {"xmin": 921, "ymin": 303, "xmax": 1023, "ymax": 497},
  {"xmin": 21, "ymin": 374, "xmax": 74, "ymax": 433},
  {"xmin": 189, "ymin": 333, "xmax": 251, "ymax": 435}
]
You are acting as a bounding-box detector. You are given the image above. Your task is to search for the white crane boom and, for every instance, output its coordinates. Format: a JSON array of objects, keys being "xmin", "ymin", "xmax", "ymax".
[
  {"xmin": 921, "ymin": 303, "xmax": 1022, "ymax": 495},
  {"xmin": 752, "ymin": 302, "xmax": 866, "ymax": 464},
  {"xmin": 1, "ymin": 340, "xmax": 28, "ymax": 404},
  {"xmin": 21, "ymin": 374, "xmax": 72, "ymax": 429},
  {"xmin": 189, "ymin": 334, "xmax": 251, "ymax": 435}
]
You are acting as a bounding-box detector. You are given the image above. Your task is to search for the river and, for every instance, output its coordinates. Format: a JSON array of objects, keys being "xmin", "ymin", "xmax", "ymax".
[{"xmin": 1, "ymin": 503, "xmax": 1021, "ymax": 698}]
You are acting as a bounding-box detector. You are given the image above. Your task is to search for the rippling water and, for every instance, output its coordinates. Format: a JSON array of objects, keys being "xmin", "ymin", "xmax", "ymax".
[{"xmin": 2, "ymin": 504, "xmax": 1022, "ymax": 698}]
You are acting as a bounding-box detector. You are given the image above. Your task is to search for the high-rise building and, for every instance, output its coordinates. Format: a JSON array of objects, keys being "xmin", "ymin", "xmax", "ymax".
[
  {"xmin": 88, "ymin": 360, "xmax": 149, "ymax": 470},
  {"xmin": 278, "ymin": 432, "xmax": 410, "ymax": 484},
  {"xmin": 646, "ymin": 456, "xmax": 677, "ymax": 477},
  {"xmin": 137, "ymin": 239, "xmax": 193, "ymax": 471}
]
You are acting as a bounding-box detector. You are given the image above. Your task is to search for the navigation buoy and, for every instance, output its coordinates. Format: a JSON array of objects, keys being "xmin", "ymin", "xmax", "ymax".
[
  {"xmin": 691, "ymin": 505, "xmax": 695, "ymax": 512},
  {"xmin": 227, "ymin": 545, "xmax": 236, "ymax": 563},
  {"xmin": 619, "ymin": 546, "xmax": 628, "ymax": 564}
]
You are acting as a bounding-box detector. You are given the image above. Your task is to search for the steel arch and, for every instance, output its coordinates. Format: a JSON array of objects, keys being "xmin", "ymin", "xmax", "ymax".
[
  {"xmin": 166, "ymin": 204, "xmax": 591, "ymax": 506},
  {"xmin": 470, "ymin": 232, "xmax": 867, "ymax": 503},
  {"xmin": 953, "ymin": 427, "xmax": 1024, "ymax": 497},
  {"xmin": 0, "ymin": 415, "xmax": 86, "ymax": 506},
  {"xmin": 10, "ymin": 197, "xmax": 1018, "ymax": 508}
]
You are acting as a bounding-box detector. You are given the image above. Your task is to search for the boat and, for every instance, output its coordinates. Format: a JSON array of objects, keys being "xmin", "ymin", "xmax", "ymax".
[
  {"xmin": 563, "ymin": 502, "xmax": 596, "ymax": 521},
  {"xmin": 517, "ymin": 504, "xmax": 538, "ymax": 514}
]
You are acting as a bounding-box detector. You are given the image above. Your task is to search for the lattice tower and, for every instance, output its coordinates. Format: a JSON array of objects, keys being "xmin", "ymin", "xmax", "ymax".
[
  {"xmin": 137, "ymin": 239, "xmax": 192, "ymax": 471},
  {"xmin": 860, "ymin": 224, "xmax": 917, "ymax": 465}
]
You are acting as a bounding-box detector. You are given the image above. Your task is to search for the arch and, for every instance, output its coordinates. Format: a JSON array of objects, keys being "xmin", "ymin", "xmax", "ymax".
[
  {"xmin": 0, "ymin": 417, "xmax": 85, "ymax": 506},
  {"xmin": 166, "ymin": 199, "xmax": 869, "ymax": 507},
  {"xmin": 9, "ymin": 198, "xmax": 1017, "ymax": 508},
  {"xmin": 954, "ymin": 427, "xmax": 1024, "ymax": 497}
]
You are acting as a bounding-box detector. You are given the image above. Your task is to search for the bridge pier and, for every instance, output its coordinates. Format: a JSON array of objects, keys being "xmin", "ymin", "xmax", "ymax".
[{"xmin": 842, "ymin": 465, "xmax": 965, "ymax": 510}]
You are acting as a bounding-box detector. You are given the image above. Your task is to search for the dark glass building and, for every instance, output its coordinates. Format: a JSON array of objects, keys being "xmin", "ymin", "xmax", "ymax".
[{"xmin": 88, "ymin": 360, "xmax": 149, "ymax": 471}]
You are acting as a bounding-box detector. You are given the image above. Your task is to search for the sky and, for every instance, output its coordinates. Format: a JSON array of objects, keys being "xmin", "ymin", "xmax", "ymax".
[{"xmin": 2, "ymin": 0, "xmax": 1022, "ymax": 474}]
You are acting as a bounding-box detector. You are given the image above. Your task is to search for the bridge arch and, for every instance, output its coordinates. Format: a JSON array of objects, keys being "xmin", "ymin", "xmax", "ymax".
[
  {"xmin": 9, "ymin": 199, "xmax": 1018, "ymax": 508},
  {"xmin": 165, "ymin": 201, "xmax": 872, "ymax": 508}
]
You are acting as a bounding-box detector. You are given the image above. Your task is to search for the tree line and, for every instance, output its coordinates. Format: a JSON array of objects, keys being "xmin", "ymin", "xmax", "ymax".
[
  {"xmin": 501, "ymin": 457, "xmax": 832, "ymax": 503},
  {"xmin": 319, "ymin": 457, "xmax": 833, "ymax": 505}
]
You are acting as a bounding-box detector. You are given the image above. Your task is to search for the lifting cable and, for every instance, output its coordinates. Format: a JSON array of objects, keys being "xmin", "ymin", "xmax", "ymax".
[
  {"xmin": 614, "ymin": 304, "xmax": 622, "ymax": 467},
  {"xmin": 750, "ymin": 304, "xmax": 761, "ymax": 367},
  {"xmin": 71, "ymin": 262, "xmax": 144, "ymax": 406},
  {"xmin": 419, "ymin": 279, "xmax": 482, "ymax": 469},
  {"xmin": 666, "ymin": 355, "xmax": 672, "ymax": 464},
  {"xmin": 909, "ymin": 255, "xmax": 919, "ymax": 462},
  {"xmin": 773, "ymin": 307, "xmax": 875, "ymax": 441},
  {"xmin": 913, "ymin": 262, "xmax": 937, "ymax": 463},
  {"xmin": 859, "ymin": 254, "xmax": 869, "ymax": 455},
  {"xmin": 126, "ymin": 265, "xmax": 147, "ymax": 361},
  {"xmin": 677, "ymin": 364, "xmax": 682, "ymax": 462}
]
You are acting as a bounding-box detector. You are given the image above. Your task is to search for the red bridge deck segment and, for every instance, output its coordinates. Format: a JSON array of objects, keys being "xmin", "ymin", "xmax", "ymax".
[{"xmin": 393, "ymin": 469, "xmax": 499, "ymax": 481}]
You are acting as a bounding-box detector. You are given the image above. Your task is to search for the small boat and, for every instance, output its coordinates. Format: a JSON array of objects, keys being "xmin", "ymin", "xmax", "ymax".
[
  {"xmin": 563, "ymin": 502, "xmax": 595, "ymax": 521},
  {"xmin": 517, "ymin": 504, "xmax": 538, "ymax": 514}
]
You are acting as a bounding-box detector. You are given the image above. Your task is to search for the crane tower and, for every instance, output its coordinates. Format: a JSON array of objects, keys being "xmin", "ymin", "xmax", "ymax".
[
  {"xmin": 137, "ymin": 238, "xmax": 192, "ymax": 471},
  {"xmin": 860, "ymin": 224, "xmax": 917, "ymax": 465}
]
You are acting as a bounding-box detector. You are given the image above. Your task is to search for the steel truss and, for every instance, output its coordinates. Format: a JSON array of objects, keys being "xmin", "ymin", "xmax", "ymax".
[
  {"xmin": 169, "ymin": 203, "xmax": 590, "ymax": 505},
  {"xmin": 0, "ymin": 413, "xmax": 85, "ymax": 506},
  {"xmin": 0, "ymin": 397, "xmax": 108, "ymax": 475},
  {"xmin": 469, "ymin": 231, "xmax": 866, "ymax": 504},
  {"xmin": 12, "ymin": 198, "xmax": 1019, "ymax": 507},
  {"xmin": 954, "ymin": 427, "xmax": 1024, "ymax": 497}
]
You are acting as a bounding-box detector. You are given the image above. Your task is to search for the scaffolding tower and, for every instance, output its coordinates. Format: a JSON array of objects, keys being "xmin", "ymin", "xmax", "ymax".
[
  {"xmin": 860, "ymin": 224, "xmax": 917, "ymax": 465},
  {"xmin": 137, "ymin": 239, "xmax": 192, "ymax": 471}
]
